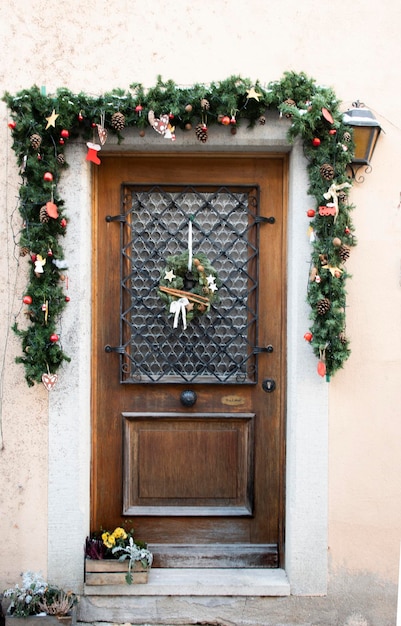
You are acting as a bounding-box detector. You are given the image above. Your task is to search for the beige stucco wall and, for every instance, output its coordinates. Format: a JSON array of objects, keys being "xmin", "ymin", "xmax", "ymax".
[{"xmin": 1, "ymin": 0, "xmax": 401, "ymax": 622}]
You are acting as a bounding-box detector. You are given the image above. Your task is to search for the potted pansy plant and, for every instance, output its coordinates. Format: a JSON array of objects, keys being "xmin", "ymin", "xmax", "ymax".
[{"xmin": 85, "ymin": 526, "xmax": 153, "ymax": 585}]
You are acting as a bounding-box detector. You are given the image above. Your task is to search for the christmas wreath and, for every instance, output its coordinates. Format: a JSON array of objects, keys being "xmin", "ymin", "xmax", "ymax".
[{"xmin": 158, "ymin": 252, "xmax": 220, "ymax": 329}]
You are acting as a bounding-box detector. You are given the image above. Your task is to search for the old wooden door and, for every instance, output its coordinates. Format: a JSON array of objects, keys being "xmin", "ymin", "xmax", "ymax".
[{"xmin": 92, "ymin": 154, "xmax": 287, "ymax": 568}]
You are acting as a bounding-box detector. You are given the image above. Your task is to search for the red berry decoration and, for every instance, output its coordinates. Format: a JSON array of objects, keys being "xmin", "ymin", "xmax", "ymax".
[
  {"xmin": 306, "ymin": 209, "xmax": 316, "ymax": 217},
  {"xmin": 312, "ymin": 137, "xmax": 321, "ymax": 146},
  {"xmin": 78, "ymin": 112, "xmax": 84, "ymax": 122},
  {"xmin": 43, "ymin": 172, "xmax": 53, "ymax": 182},
  {"xmin": 329, "ymin": 129, "xmax": 337, "ymax": 135},
  {"xmin": 8, "ymin": 120, "xmax": 16, "ymax": 129},
  {"xmin": 221, "ymin": 116, "xmax": 231, "ymax": 126},
  {"xmin": 304, "ymin": 332, "xmax": 313, "ymax": 342},
  {"xmin": 230, "ymin": 116, "xmax": 237, "ymax": 125},
  {"xmin": 60, "ymin": 129, "xmax": 69, "ymax": 138},
  {"xmin": 37, "ymin": 154, "xmax": 42, "ymax": 161},
  {"xmin": 60, "ymin": 218, "xmax": 67, "ymax": 228},
  {"xmin": 50, "ymin": 333, "xmax": 59, "ymax": 343},
  {"xmin": 135, "ymin": 104, "xmax": 143, "ymax": 114},
  {"xmin": 23, "ymin": 295, "xmax": 33, "ymax": 305},
  {"xmin": 59, "ymin": 138, "xmax": 65, "ymax": 145}
]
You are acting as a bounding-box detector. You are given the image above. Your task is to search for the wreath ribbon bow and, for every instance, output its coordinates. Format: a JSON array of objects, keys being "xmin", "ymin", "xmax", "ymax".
[{"xmin": 170, "ymin": 297, "xmax": 189, "ymax": 330}]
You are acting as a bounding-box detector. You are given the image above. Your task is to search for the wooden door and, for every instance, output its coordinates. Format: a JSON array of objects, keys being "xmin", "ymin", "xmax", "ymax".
[{"xmin": 92, "ymin": 154, "xmax": 287, "ymax": 568}]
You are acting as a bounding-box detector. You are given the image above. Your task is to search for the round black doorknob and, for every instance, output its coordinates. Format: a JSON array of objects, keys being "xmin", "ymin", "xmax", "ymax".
[{"xmin": 180, "ymin": 389, "xmax": 197, "ymax": 407}]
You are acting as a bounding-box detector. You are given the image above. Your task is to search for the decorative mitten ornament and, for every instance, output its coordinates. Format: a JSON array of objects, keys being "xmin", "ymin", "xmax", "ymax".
[{"xmin": 86, "ymin": 142, "xmax": 101, "ymax": 165}]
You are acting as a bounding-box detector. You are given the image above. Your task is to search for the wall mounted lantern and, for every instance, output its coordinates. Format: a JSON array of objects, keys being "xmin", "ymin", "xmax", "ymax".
[{"xmin": 343, "ymin": 102, "xmax": 382, "ymax": 181}]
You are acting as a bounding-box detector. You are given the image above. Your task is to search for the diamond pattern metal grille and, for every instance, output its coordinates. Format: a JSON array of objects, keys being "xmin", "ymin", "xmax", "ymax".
[{"xmin": 119, "ymin": 184, "xmax": 260, "ymax": 383}]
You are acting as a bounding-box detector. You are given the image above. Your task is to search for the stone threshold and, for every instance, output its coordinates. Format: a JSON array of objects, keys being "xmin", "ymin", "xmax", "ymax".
[{"xmin": 84, "ymin": 568, "xmax": 290, "ymax": 596}]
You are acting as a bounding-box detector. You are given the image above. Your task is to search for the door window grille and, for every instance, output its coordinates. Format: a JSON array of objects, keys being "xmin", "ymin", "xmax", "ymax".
[{"xmin": 116, "ymin": 184, "xmax": 260, "ymax": 383}]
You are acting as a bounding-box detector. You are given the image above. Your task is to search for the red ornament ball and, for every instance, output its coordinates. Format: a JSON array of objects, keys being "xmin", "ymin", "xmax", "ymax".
[
  {"xmin": 65, "ymin": 296, "xmax": 71, "ymax": 302},
  {"xmin": 8, "ymin": 120, "xmax": 16, "ymax": 130},
  {"xmin": 230, "ymin": 116, "xmax": 237, "ymax": 125},
  {"xmin": 23, "ymin": 295, "xmax": 33, "ymax": 305},
  {"xmin": 306, "ymin": 209, "xmax": 316, "ymax": 218},
  {"xmin": 135, "ymin": 104, "xmax": 143, "ymax": 113},
  {"xmin": 43, "ymin": 172, "xmax": 53, "ymax": 182},
  {"xmin": 37, "ymin": 153, "xmax": 42, "ymax": 161},
  {"xmin": 78, "ymin": 112, "xmax": 84, "ymax": 122},
  {"xmin": 304, "ymin": 332, "xmax": 313, "ymax": 342},
  {"xmin": 60, "ymin": 218, "xmax": 67, "ymax": 228},
  {"xmin": 50, "ymin": 333, "xmax": 59, "ymax": 343},
  {"xmin": 59, "ymin": 138, "xmax": 65, "ymax": 145},
  {"xmin": 312, "ymin": 137, "xmax": 321, "ymax": 147},
  {"xmin": 60, "ymin": 129, "xmax": 69, "ymax": 138},
  {"xmin": 221, "ymin": 116, "xmax": 231, "ymax": 126},
  {"xmin": 329, "ymin": 129, "xmax": 337, "ymax": 135}
]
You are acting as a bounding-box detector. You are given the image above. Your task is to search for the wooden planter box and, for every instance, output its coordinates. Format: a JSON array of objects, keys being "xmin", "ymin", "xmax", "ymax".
[{"xmin": 84, "ymin": 558, "xmax": 149, "ymax": 585}]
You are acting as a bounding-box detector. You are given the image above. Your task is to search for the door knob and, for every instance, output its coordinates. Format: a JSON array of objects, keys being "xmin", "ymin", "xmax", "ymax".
[{"xmin": 180, "ymin": 390, "xmax": 197, "ymax": 407}]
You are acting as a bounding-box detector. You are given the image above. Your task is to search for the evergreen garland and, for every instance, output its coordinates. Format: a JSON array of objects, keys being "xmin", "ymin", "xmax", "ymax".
[{"xmin": 3, "ymin": 71, "xmax": 356, "ymax": 385}]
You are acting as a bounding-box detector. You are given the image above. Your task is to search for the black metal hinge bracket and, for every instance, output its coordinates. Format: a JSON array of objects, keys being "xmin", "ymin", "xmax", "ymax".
[
  {"xmin": 105, "ymin": 214, "xmax": 126, "ymax": 223},
  {"xmin": 255, "ymin": 216, "xmax": 276, "ymax": 224},
  {"xmin": 104, "ymin": 345, "xmax": 125, "ymax": 354},
  {"xmin": 253, "ymin": 345, "xmax": 274, "ymax": 354}
]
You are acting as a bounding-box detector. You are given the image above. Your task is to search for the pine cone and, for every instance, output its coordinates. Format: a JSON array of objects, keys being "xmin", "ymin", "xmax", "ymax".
[
  {"xmin": 339, "ymin": 244, "xmax": 351, "ymax": 262},
  {"xmin": 19, "ymin": 246, "xmax": 29, "ymax": 257},
  {"xmin": 343, "ymin": 131, "xmax": 352, "ymax": 143},
  {"xmin": 195, "ymin": 123, "xmax": 208, "ymax": 143},
  {"xmin": 111, "ymin": 111, "xmax": 125, "ymax": 131},
  {"xmin": 56, "ymin": 153, "xmax": 65, "ymax": 165},
  {"xmin": 338, "ymin": 332, "xmax": 347, "ymax": 344},
  {"xmin": 283, "ymin": 98, "xmax": 296, "ymax": 118},
  {"xmin": 317, "ymin": 297, "xmax": 331, "ymax": 315},
  {"xmin": 338, "ymin": 191, "xmax": 348, "ymax": 203},
  {"xmin": 259, "ymin": 115, "xmax": 266, "ymax": 125},
  {"xmin": 30, "ymin": 133, "xmax": 42, "ymax": 150},
  {"xmin": 39, "ymin": 205, "xmax": 50, "ymax": 223},
  {"xmin": 200, "ymin": 98, "xmax": 210, "ymax": 110},
  {"xmin": 320, "ymin": 163, "xmax": 335, "ymax": 181}
]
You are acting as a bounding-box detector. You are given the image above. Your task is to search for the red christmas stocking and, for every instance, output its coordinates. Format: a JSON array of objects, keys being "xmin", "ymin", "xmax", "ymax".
[{"xmin": 86, "ymin": 142, "xmax": 101, "ymax": 165}]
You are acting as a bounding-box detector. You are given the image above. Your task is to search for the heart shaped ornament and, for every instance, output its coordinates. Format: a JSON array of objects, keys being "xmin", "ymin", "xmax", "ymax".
[
  {"xmin": 42, "ymin": 372, "xmax": 59, "ymax": 391},
  {"xmin": 97, "ymin": 124, "xmax": 108, "ymax": 145},
  {"xmin": 46, "ymin": 201, "xmax": 59, "ymax": 219}
]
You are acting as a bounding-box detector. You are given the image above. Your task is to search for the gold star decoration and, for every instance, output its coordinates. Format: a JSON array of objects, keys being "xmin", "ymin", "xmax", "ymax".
[
  {"xmin": 322, "ymin": 263, "xmax": 343, "ymax": 277},
  {"xmin": 246, "ymin": 87, "xmax": 262, "ymax": 102},
  {"xmin": 164, "ymin": 269, "xmax": 176, "ymax": 282},
  {"xmin": 45, "ymin": 109, "xmax": 59, "ymax": 129}
]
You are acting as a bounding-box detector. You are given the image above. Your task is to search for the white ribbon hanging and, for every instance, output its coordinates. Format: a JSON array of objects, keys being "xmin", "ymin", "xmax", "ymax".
[
  {"xmin": 323, "ymin": 181, "xmax": 352, "ymax": 221},
  {"xmin": 170, "ymin": 297, "xmax": 189, "ymax": 330}
]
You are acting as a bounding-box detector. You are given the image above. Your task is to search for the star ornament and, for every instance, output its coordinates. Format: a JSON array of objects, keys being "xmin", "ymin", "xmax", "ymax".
[
  {"xmin": 246, "ymin": 87, "xmax": 262, "ymax": 102},
  {"xmin": 164, "ymin": 269, "xmax": 176, "ymax": 282},
  {"xmin": 322, "ymin": 263, "xmax": 343, "ymax": 277},
  {"xmin": 45, "ymin": 109, "xmax": 59, "ymax": 129}
]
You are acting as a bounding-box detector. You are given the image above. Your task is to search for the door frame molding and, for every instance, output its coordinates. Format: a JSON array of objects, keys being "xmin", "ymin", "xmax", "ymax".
[{"xmin": 47, "ymin": 114, "xmax": 329, "ymax": 595}]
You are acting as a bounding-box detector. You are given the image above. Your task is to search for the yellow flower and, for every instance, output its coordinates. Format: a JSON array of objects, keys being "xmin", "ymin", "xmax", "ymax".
[
  {"xmin": 102, "ymin": 532, "xmax": 116, "ymax": 548},
  {"xmin": 112, "ymin": 527, "xmax": 127, "ymax": 540}
]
